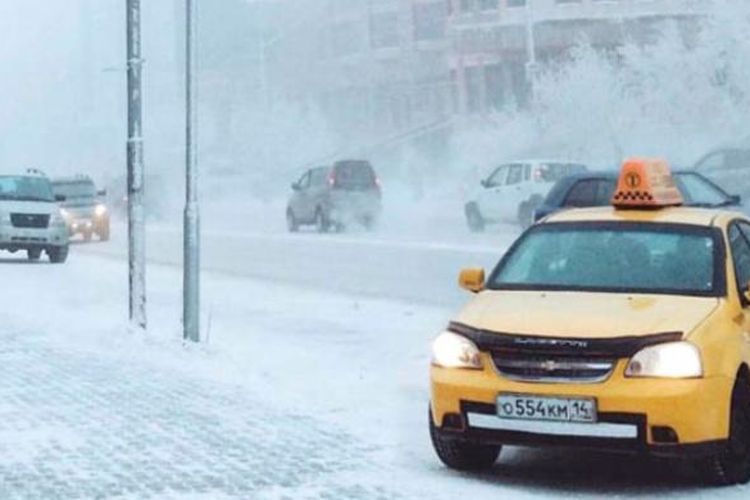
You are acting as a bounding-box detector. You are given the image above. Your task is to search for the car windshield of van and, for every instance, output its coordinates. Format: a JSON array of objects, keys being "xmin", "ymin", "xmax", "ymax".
[
  {"xmin": 489, "ymin": 223, "xmax": 720, "ymax": 296},
  {"xmin": 52, "ymin": 180, "xmax": 96, "ymax": 200},
  {"xmin": 0, "ymin": 176, "xmax": 55, "ymax": 202}
]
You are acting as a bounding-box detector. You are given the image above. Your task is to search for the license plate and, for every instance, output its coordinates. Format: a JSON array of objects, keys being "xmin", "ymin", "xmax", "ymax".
[{"xmin": 497, "ymin": 394, "xmax": 597, "ymax": 423}]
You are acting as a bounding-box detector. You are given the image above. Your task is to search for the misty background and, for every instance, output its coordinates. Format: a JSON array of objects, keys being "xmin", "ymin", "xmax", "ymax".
[{"xmin": 1, "ymin": 0, "xmax": 748, "ymax": 223}]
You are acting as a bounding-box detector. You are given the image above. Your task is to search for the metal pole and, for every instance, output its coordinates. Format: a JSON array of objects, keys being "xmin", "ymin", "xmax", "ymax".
[
  {"xmin": 183, "ymin": 0, "xmax": 200, "ymax": 342},
  {"xmin": 127, "ymin": 0, "xmax": 147, "ymax": 331},
  {"xmin": 524, "ymin": 0, "xmax": 537, "ymax": 104}
]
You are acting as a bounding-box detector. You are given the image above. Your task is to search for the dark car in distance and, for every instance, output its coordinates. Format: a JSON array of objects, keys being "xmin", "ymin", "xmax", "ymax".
[
  {"xmin": 286, "ymin": 160, "xmax": 382, "ymax": 232},
  {"xmin": 52, "ymin": 176, "xmax": 110, "ymax": 241},
  {"xmin": 534, "ymin": 170, "xmax": 741, "ymax": 223}
]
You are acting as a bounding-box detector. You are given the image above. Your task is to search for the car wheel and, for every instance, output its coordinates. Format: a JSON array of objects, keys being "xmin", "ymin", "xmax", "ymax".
[
  {"xmin": 286, "ymin": 209, "xmax": 299, "ymax": 233},
  {"xmin": 362, "ymin": 215, "xmax": 377, "ymax": 231},
  {"xmin": 48, "ymin": 245, "xmax": 69, "ymax": 264},
  {"xmin": 314, "ymin": 208, "xmax": 329, "ymax": 233},
  {"xmin": 698, "ymin": 377, "xmax": 750, "ymax": 485},
  {"xmin": 429, "ymin": 408, "xmax": 500, "ymax": 471},
  {"xmin": 518, "ymin": 202, "xmax": 533, "ymax": 230},
  {"xmin": 465, "ymin": 203, "xmax": 485, "ymax": 233},
  {"xmin": 27, "ymin": 249, "xmax": 42, "ymax": 261}
]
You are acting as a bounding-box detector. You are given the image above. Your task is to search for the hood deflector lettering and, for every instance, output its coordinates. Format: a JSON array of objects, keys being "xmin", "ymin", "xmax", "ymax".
[{"xmin": 448, "ymin": 321, "xmax": 682, "ymax": 357}]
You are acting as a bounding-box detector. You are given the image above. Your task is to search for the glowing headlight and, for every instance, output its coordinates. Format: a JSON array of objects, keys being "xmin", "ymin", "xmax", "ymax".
[
  {"xmin": 95, "ymin": 204, "xmax": 107, "ymax": 216},
  {"xmin": 431, "ymin": 331, "xmax": 483, "ymax": 369},
  {"xmin": 625, "ymin": 341, "xmax": 703, "ymax": 379},
  {"xmin": 51, "ymin": 211, "xmax": 65, "ymax": 225}
]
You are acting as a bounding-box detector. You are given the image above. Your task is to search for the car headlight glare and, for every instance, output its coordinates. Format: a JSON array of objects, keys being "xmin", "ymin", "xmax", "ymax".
[
  {"xmin": 95, "ymin": 204, "xmax": 107, "ymax": 216},
  {"xmin": 625, "ymin": 341, "xmax": 703, "ymax": 379},
  {"xmin": 431, "ymin": 331, "xmax": 483, "ymax": 369}
]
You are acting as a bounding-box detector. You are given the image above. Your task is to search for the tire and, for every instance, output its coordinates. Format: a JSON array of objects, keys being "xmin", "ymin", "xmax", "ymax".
[
  {"xmin": 698, "ymin": 378, "xmax": 750, "ymax": 486},
  {"xmin": 362, "ymin": 215, "xmax": 377, "ymax": 231},
  {"xmin": 286, "ymin": 209, "xmax": 299, "ymax": 233},
  {"xmin": 518, "ymin": 195, "xmax": 543, "ymax": 230},
  {"xmin": 518, "ymin": 202, "xmax": 533, "ymax": 230},
  {"xmin": 429, "ymin": 408, "xmax": 500, "ymax": 471},
  {"xmin": 314, "ymin": 208, "xmax": 329, "ymax": 233},
  {"xmin": 48, "ymin": 245, "xmax": 69, "ymax": 264},
  {"xmin": 465, "ymin": 203, "xmax": 485, "ymax": 233},
  {"xmin": 27, "ymin": 249, "xmax": 42, "ymax": 261},
  {"xmin": 98, "ymin": 225, "xmax": 110, "ymax": 242}
]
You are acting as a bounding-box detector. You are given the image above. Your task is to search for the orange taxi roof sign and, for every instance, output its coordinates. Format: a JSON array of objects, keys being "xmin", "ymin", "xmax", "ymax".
[{"xmin": 611, "ymin": 158, "xmax": 683, "ymax": 209}]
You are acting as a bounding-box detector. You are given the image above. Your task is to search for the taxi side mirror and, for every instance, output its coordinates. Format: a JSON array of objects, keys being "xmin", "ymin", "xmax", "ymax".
[{"xmin": 459, "ymin": 268, "xmax": 485, "ymax": 293}]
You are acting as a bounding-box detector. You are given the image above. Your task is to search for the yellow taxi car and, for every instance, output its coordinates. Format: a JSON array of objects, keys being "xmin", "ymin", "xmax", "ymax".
[{"xmin": 430, "ymin": 158, "xmax": 750, "ymax": 485}]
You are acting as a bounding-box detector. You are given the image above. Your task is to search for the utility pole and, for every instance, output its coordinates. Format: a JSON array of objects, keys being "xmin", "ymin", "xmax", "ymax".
[
  {"xmin": 524, "ymin": 0, "xmax": 538, "ymax": 104},
  {"xmin": 183, "ymin": 0, "xmax": 200, "ymax": 342},
  {"xmin": 127, "ymin": 0, "xmax": 147, "ymax": 330}
]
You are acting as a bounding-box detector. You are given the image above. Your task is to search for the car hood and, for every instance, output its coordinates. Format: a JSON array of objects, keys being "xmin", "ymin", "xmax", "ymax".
[
  {"xmin": 455, "ymin": 290, "xmax": 719, "ymax": 339},
  {"xmin": 0, "ymin": 200, "xmax": 59, "ymax": 215}
]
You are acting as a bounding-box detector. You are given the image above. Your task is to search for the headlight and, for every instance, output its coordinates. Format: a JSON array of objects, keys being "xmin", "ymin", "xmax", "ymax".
[
  {"xmin": 431, "ymin": 331, "xmax": 483, "ymax": 369},
  {"xmin": 625, "ymin": 341, "xmax": 703, "ymax": 379},
  {"xmin": 51, "ymin": 211, "xmax": 65, "ymax": 225},
  {"xmin": 95, "ymin": 204, "xmax": 107, "ymax": 216}
]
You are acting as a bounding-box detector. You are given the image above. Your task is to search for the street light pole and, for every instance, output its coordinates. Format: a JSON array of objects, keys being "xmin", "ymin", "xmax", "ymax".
[
  {"xmin": 126, "ymin": 0, "xmax": 147, "ymax": 331},
  {"xmin": 183, "ymin": 0, "xmax": 200, "ymax": 342},
  {"xmin": 524, "ymin": 0, "xmax": 537, "ymax": 104}
]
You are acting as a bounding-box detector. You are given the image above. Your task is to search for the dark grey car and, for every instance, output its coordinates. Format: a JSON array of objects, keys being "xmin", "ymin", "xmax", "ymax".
[
  {"xmin": 286, "ymin": 160, "xmax": 382, "ymax": 232},
  {"xmin": 52, "ymin": 176, "xmax": 110, "ymax": 241}
]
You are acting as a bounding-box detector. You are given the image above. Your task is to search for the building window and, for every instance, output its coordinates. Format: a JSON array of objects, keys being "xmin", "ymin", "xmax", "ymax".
[
  {"xmin": 465, "ymin": 66, "xmax": 482, "ymax": 113},
  {"xmin": 507, "ymin": 0, "xmax": 526, "ymax": 7},
  {"xmin": 414, "ymin": 2, "xmax": 447, "ymax": 41},
  {"xmin": 478, "ymin": 0, "xmax": 499, "ymax": 10},
  {"xmin": 369, "ymin": 12, "xmax": 400, "ymax": 49},
  {"xmin": 484, "ymin": 63, "xmax": 505, "ymax": 110}
]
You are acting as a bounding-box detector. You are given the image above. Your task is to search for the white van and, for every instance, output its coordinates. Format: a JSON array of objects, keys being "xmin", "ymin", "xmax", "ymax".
[
  {"xmin": 0, "ymin": 171, "xmax": 70, "ymax": 262},
  {"xmin": 464, "ymin": 160, "xmax": 587, "ymax": 231}
]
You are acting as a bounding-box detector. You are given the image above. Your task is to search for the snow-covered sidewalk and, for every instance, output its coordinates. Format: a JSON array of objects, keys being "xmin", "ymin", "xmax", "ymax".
[{"xmin": 1, "ymin": 244, "xmax": 748, "ymax": 498}]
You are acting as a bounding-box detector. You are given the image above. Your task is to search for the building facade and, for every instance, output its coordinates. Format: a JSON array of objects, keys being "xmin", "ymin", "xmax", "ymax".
[{"xmin": 448, "ymin": 0, "xmax": 706, "ymax": 114}]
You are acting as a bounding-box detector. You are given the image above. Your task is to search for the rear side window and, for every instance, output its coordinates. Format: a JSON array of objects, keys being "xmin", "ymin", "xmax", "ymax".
[
  {"xmin": 564, "ymin": 180, "xmax": 597, "ymax": 207},
  {"xmin": 332, "ymin": 161, "xmax": 376, "ymax": 190}
]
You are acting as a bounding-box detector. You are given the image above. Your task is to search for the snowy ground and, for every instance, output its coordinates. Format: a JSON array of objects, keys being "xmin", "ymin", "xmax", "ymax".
[{"xmin": 1, "ymin": 202, "xmax": 748, "ymax": 498}]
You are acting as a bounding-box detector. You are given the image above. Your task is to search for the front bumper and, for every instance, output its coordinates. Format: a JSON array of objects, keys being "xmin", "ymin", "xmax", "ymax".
[
  {"xmin": 0, "ymin": 224, "xmax": 69, "ymax": 249},
  {"xmin": 431, "ymin": 356, "xmax": 733, "ymax": 457},
  {"xmin": 65, "ymin": 215, "xmax": 109, "ymax": 235}
]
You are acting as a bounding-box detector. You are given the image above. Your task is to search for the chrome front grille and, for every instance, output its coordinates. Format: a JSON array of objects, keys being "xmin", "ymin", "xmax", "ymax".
[{"xmin": 492, "ymin": 355, "xmax": 616, "ymax": 383}]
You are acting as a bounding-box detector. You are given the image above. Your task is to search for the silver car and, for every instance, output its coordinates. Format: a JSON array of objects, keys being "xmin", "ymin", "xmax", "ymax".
[
  {"xmin": 286, "ymin": 160, "xmax": 382, "ymax": 232},
  {"xmin": 0, "ymin": 173, "xmax": 70, "ymax": 263}
]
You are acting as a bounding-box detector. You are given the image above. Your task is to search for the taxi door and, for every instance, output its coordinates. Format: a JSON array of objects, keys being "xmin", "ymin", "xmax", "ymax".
[{"xmin": 727, "ymin": 221, "xmax": 750, "ymax": 363}]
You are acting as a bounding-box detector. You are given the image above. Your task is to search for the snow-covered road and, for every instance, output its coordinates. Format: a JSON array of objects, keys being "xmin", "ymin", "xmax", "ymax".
[{"xmin": 0, "ymin": 220, "xmax": 748, "ymax": 498}]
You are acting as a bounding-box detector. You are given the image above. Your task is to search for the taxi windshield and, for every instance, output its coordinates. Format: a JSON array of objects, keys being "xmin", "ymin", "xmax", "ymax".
[{"xmin": 489, "ymin": 223, "xmax": 722, "ymax": 296}]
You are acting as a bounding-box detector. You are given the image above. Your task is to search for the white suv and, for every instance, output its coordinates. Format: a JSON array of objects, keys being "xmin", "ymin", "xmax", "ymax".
[
  {"xmin": 464, "ymin": 159, "xmax": 587, "ymax": 231},
  {"xmin": 0, "ymin": 172, "xmax": 70, "ymax": 263}
]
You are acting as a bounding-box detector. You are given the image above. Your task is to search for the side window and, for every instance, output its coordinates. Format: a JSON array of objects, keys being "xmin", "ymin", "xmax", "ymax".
[
  {"xmin": 487, "ymin": 165, "xmax": 508, "ymax": 187},
  {"xmin": 729, "ymin": 224, "xmax": 750, "ymax": 296},
  {"xmin": 594, "ymin": 180, "xmax": 617, "ymax": 205},
  {"xmin": 298, "ymin": 171, "xmax": 311, "ymax": 190},
  {"xmin": 310, "ymin": 168, "xmax": 329, "ymax": 187},
  {"xmin": 506, "ymin": 164, "xmax": 524, "ymax": 185},
  {"xmin": 564, "ymin": 180, "xmax": 597, "ymax": 207},
  {"xmin": 695, "ymin": 152, "xmax": 725, "ymax": 172}
]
